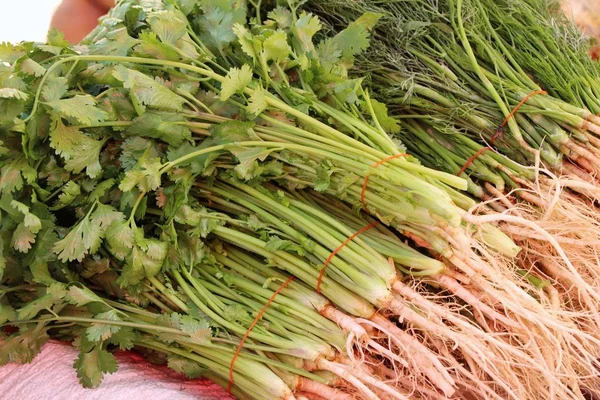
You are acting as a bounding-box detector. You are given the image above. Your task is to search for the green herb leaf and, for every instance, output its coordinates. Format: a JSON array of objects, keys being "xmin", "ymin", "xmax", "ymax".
[
  {"xmin": 49, "ymin": 119, "xmax": 107, "ymax": 178},
  {"xmin": 113, "ymin": 65, "xmax": 187, "ymax": 112},
  {"xmin": 180, "ymin": 315, "xmax": 212, "ymax": 343},
  {"xmin": 86, "ymin": 310, "xmax": 122, "ymax": 342},
  {"xmin": 167, "ymin": 354, "xmax": 204, "ymax": 378},
  {"xmin": 119, "ymin": 157, "xmax": 163, "ymax": 192},
  {"xmin": 262, "ymin": 30, "xmax": 292, "ymax": 62},
  {"xmin": 0, "ymin": 324, "xmax": 50, "ymax": 365},
  {"xmin": 67, "ymin": 285, "xmax": 107, "ymax": 307},
  {"xmin": 331, "ymin": 12, "xmax": 382, "ymax": 62},
  {"xmin": 197, "ymin": 0, "xmax": 246, "ymax": 53},
  {"xmin": 45, "ymin": 95, "xmax": 108, "ymax": 126},
  {"xmin": 247, "ymin": 86, "xmax": 268, "ymax": 116},
  {"xmin": 90, "ymin": 27, "xmax": 140, "ymax": 57},
  {"xmin": 219, "ymin": 64, "xmax": 253, "ymax": 101},
  {"xmin": 17, "ymin": 283, "xmax": 67, "ymax": 319},
  {"xmin": 41, "ymin": 77, "xmax": 68, "ymax": 102},
  {"xmin": 20, "ymin": 58, "xmax": 46, "ymax": 77},
  {"xmin": 293, "ymin": 13, "xmax": 322, "ymax": 53},
  {"xmin": 74, "ymin": 345, "xmax": 118, "ymax": 388},
  {"xmin": 53, "ymin": 181, "xmax": 81, "ymax": 210},
  {"xmin": 125, "ymin": 111, "xmax": 192, "ymax": 146},
  {"xmin": 0, "ymin": 88, "xmax": 29, "ymax": 101},
  {"xmin": 54, "ymin": 203, "xmax": 121, "ymax": 262}
]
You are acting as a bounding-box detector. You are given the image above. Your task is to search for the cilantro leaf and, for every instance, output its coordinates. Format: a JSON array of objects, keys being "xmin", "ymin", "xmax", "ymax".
[
  {"xmin": 49, "ymin": 119, "xmax": 107, "ymax": 178},
  {"xmin": 232, "ymin": 24, "xmax": 256, "ymax": 61},
  {"xmin": 52, "ymin": 181, "xmax": 81, "ymax": 210},
  {"xmin": 11, "ymin": 222, "xmax": 36, "ymax": 253},
  {"xmin": 74, "ymin": 345, "xmax": 118, "ymax": 388},
  {"xmin": 125, "ymin": 111, "xmax": 192, "ymax": 146},
  {"xmin": 67, "ymin": 285, "xmax": 108, "ymax": 307},
  {"xmin": 180, "ymin": 315, "xmax": 212, "ymax": 344},
  {"xmin": 47, "ymin": 28, "xmax": 70, "ymax": 48},
  {"xmin": 45, "ymin": 95, "xmax": 108, "ymax": 126},
  {"xmin": 90, "ymin": 203, "xmax": 124, "ymax": 230},
  {"xmin": 262, "ymin": 30, "xmax": 292, "ymax": 63},
  {"xmin": 147, "ymin": 10, "xmax": 199, "ymax": 59},
  {"xmin": 39, "ymin": 156, "xmax": 70, "ymax": 188},
  {"xmin": 119, "ymin": 137, "xmax": 162, "ymax": 170},
  {"xmin": 247, "ymin": 86, "xmax": 268, "ymax": 116},
  {"xmin": 53, "ymin": 216, "xmax": 101, "ymax": 262},
  {"xmin": 29, "ymin": 261, "xmax": 57, "ymax": 286},
  {"xmin": 148, "ymin": 10, "xmax": 188, "ymax": 46},
  {"xmin": 222, "ymin": 303, "xmax": 252, "ymax": 325},
  {"xmin": 119, "ymin": 157, "xmax": 163, "ymax": 192},
  {"xmin": 41, "ymin": 77, "xmax": 68, "ymax": 102},
  {"xmin": 293, "ymin": 13, "xmax": 322, "ymax": 53},
  {"xmin": 363, "ymin": 98, "xmax": 400, "ymax": 134},
  {"xmin": 219, "ymin": 64, "xmax": 253, "ymax": 101},
  {"xmin": 17, "ymin": 283, "xmax": 67, "ymax": 320},
  {"xmin": 133, "ymin": 31, "xmax": 180, "ymax": 61},
  {"xmin": 333, "ymin": 78, "xmax": 362, "ymax": 105},
  {"xmin": 113, "ymin": 65, "xmax": 187, "ymax": 112},
  {"xmin": 177, "ymin": 232, "xmax": 206, "ymax": 267},
  {"xmin": 86, "ymin": 310, "xmax": 122, "ymax": 342},
  {"xmin": 167, "ymin": 354, "xmax": 204, "ymax": 378},
  {"xmin": 21, "ymin": 207, "xmax": 58, "ymax": 266},
  {"xmin": 90, "ymin": 27, "xmax": 140, "ymax": 57},
  {"xmin": 117, "ymin": 234, "xmax": 168, "ymax": 286},
  {"xmin": 210, "ymin": 120, "xmax": 258, "ymax": 143},
  {"xmin": 0, "ymin": 158, "xmax": 36, "ymax": 195},
  {"xmin": 331, "ymin": 12, "xmax": 382, "ymax": 63},
  {"xmin": 19, "ymin": 58, "xmax": 46, "ymax": 77},
  {"xmin": 0, "ymin": 303, "xmax": 16, "ymax": 325},
  {"xmin": 196, "ymin": 0, "xmax": 246, "ymax": 53},
  {"xmin": 105, "ymin": 220, "xmax": 135, "ymax": 261},
  {"xmin": 0, "ymin": 88, "xmax": 29, "ymax": 101},
  {"xmin": 230, "ymin": 146, "xmax": 280, "ymax": 180},
  {"xmin": 267, "ymin": 7, "xmax": 293, "ymax": 29},
  {"xmin": 88, "ymin": 179, "xmax": 116, "ymax": 203},
  {"xmin": 0, "ymin": 42, "xmax": 24, "ymax": 64},
  {"xmin": 0, "ymin": 324, "xmax": 50, "ymax": 365},
  {"xmin": 166, "ymin": 140, "xmax": 221, "ymax": 175},
  {"xmin": 54, "ymin": 203, "xmax": 121, "ymax": 262},
  {"xmin": 107, "ymin": 327, "xmax": 137, "ymax": 351},
  {"xmin": 11, "ymin": 200, "xmax": 41, "ymax": 234}
]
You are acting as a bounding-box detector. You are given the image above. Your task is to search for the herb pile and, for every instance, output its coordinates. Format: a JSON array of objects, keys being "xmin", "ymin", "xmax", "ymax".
[
  {"xmin": 1, "ymin": 1, "xmax": 599, "ymax": 399},
  {"xmin": 305, "ymin": 0, "xmax": 600, "ymax": 390}
]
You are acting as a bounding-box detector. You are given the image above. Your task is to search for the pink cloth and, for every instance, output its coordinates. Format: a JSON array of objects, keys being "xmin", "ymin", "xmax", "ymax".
[{"xmin": 0, "ymin": 341, "xmax": 231, "ymax": 399}]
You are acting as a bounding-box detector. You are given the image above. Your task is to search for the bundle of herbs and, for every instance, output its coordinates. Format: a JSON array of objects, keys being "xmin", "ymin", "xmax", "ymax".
[
  {"xmin": 1, "ymin": 0, "xmax": 599, "ymax": 399},
  {"xmin": 304, "ymin": 0, "xmax": 600, "ymax": 364}
]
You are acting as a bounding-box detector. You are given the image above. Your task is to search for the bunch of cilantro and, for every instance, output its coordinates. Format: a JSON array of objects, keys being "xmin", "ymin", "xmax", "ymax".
[{"xmin": 0, "ymin": 0, "xmax": 535, "ymax": 399}]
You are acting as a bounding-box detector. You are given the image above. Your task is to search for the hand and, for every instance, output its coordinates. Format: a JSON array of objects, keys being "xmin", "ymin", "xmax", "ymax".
[{"xmin": 50, "ymin": 0, "xmax": 115, "ymax": 43}]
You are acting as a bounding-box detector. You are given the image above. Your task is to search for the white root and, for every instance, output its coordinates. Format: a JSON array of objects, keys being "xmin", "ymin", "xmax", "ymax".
[
  {"xmin": 366, "ymin": 314, "xmax": 456, "ymax": 397},
  {"xmin": 315, "ymin": 358, "xmax": 380, "ymax": 400},
  {"xmin": 337, "ymin": 360, "xmax": 410, "ymax": 400},
  {"xmin": 319, "ymin": 303, "xmax": 369, "ymax": 340},
  {"xmin": 463, "ymin": 212, "xmax": 600, "ymax": 304},
  {"xmin": 366, "ymin": 340, "xmax": 409, "ymax": 369},
  {"xmin": 295, "ymin": 377, "xmax": 353, "ymax": 400},
  {"xmin": 432, "ymin": 274, "xmax": 519, "ymax": 329}
]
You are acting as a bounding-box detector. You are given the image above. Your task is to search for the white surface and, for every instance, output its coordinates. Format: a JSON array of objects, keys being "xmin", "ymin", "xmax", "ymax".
[
  {"xmin": 0, "ymin": 341, "xmax": 229, "ymax": 400},
  {"xmin": 0, "ymin": 0, "xmax": 63, "ymax": 43}
]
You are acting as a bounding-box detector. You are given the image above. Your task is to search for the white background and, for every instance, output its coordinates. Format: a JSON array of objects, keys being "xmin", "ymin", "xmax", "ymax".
[{"xmin": 0, "ymin": 1, "xmax": 63, "ymax": 43}]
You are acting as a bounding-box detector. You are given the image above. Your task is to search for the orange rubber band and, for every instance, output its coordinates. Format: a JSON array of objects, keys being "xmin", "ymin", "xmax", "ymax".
[
  {"xmin": 316, "ymin": 221, "xmax": 379, "ymax": 294},
  {"xmin": 228, "ymin": 276, "xmax": 295, "ymax": 393},
  {"xmin": 457, "ymin": 90, "xmax": 547, "ymax": 177},
  {"xmin": 361, "ymin": 153, "xmax": 409, "ymax": 213}
]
